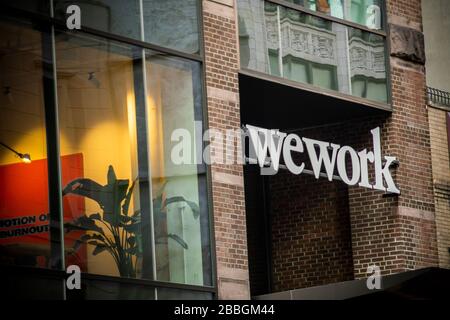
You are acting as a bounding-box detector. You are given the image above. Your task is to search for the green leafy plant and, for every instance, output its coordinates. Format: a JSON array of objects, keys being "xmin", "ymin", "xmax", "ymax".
[{"xmin": 63, "ymin": 165, "xmax": 199, "ymax": 278}]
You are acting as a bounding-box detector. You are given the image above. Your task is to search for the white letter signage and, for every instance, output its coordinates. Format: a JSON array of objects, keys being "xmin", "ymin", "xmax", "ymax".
[{"xmin": 245, "ymin": 125, "xmax": 400, "ymax": 194}]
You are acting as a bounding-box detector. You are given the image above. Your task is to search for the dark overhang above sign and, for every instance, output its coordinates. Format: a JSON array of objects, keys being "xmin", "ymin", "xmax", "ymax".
[{"xmin": 239, "ymin": 71, "xmax": 391, "ymax": 131}]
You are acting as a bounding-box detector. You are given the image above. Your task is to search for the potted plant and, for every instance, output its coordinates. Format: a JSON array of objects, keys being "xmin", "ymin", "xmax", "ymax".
[{"xmin": 63, "ymin": 165, "xmax": 199, "ymax": 278}]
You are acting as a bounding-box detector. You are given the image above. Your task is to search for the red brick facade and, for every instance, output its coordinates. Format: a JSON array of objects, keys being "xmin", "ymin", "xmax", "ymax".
[
  {"xmin": 351, "ymin": 0, "xmax": 438, "ymax": 277},
  {"xmin": 202, "ymin": 0, "xmax": 250, "ymax": 299},
  {"xmin": 267, "ymin": 99, "xmax": 438, "ymax": 290},
  {"xmin": 350, "ymin": 62, "xmax": 438, "ymax": 276},
  {"xmin": 270, "ymin": 173, "xmax": 354, "ymax": 290},
  {"xmin": 203, "ymin": 0, "xmax": 442, "ymax": 297},
  {"xmin": 386, "ymin": 0, "xmax": 423, "ymax": 29}
]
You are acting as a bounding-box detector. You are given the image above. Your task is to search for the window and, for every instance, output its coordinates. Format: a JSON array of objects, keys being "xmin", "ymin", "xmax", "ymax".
[
  {"xmin": 143, "ymin": 0, "xmax": 200, "ymax": 54},
  {"xmin": 54, "ymin": 0, "xmax": 142, "ymax": 40},
  {"xmin": 265, "ymin": 2, "xmax": 281, "ymax": 76},
  {"xmin": 52, "ymin": 0, "xmax": 201, "ymax": 54},
  {"xmin": 348, "ymin": 28, "xmax": 387, "ymax": 103},
  {"xmin": 0, "ymin": 21, "xmax": 51, "ymax": 268},
  {"xmin": 280, "ymin": 6, "xmax": 338, "ymax": 90},
  {"xmin": 238, "ymin": 0, "xmax": 388, "ymax": 104},
  {"xmin": 0, "ymin": 0, "xmax": 212, "ymax": 298},
  {"xmin": 145, "ymin": 53, "xmax": 212, "ymax": 286},
  {"xmin": 283, "ymin": 57, "xmax": 338, "ymax": 90},
  {"xmin": 56, "ymin": 32, "xmax": 144, "ymax": 278},
  {"xmin": 284, "ymin": 0, "xmax": 384, "ymax": 30},
  {"xmin": 350, "ymin": 0, "xmax": 383, "ymax": 29},
  {"xmin": 54, "ymin": 31, "xmax": 211, "ymax": 286}
]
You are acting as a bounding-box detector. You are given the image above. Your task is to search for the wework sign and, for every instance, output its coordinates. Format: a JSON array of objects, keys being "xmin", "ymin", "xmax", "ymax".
[{"xmin": 246, "ymin": 125, "xmax": 400, "ymax": 194}]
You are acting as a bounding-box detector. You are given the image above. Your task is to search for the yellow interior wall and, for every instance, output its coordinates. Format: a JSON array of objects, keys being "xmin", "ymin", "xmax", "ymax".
[
  {"xmin": 56, "ymin": 38, "xmax": 137, "ymax": 277},
  {"xmin": 0, "ymin": 23, "xmax": 47, "ymax": 166}
]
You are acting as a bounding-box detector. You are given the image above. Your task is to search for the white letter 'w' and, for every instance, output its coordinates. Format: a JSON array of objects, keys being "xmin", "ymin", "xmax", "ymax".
[{"xmin": 246, "ymin": 125, "xmax": 286, "ymax": 173}]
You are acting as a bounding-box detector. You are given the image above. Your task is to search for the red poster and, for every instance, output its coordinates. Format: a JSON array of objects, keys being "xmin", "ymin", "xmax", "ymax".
[{"xmin": 0, "ymin": 153, "xmax": 87, "ymax": 270}]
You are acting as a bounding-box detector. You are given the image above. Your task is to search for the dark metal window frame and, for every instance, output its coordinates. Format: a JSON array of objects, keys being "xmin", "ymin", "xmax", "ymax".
[{"xmin": 0, "ymin": 1, "xmax": 218, "ymax": 299}]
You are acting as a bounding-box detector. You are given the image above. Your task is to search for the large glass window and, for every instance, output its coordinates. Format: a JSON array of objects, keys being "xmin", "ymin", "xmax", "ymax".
[
  {"xmin": 238, "ymin": 0, "xmax": 388, "ymax": 104},
  {"xmin": 54, "ymin": 31, "xmax": 211, "ymax": 286},
  {"xmin": 145, "ymin": 53, "xmax": 211, "ymax": 286},
  {"xmin": 0, "ymin": 21, "xmax": 51, "ymax": 267},
  {"xmin": 0, "ymin": 0, "xmax": 211, "ymax": 298}
]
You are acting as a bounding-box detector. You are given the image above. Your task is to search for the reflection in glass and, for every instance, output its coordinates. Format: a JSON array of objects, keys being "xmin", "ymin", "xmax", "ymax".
[
  {"xmin": 53, "ymin": 0, "xmax": 141, "ymax": 40},
  {"xmin": 264, "ymin": 2, "xmax": 282, "ymax": 77},
  {"xmin": 280, "ymin": 7, "xmax": 339, "ymax": 91},
  {"xmin": 143, "ymin": 0, "xmax": 200, "ymax": 54},
  {"xmin": 54, "ymin": 32, "xmax": 211, "ymax": 285},
  {"xmin": 238, "ymin": 0, "xmax": 387, "ymax": 103},
  {"xmin": 350, "ymin": 0, "xmax": 383, "ymax": 29},
  {"xmin": 349, "ymin": 29, "xmax": 387, "ymax": 102},
  {"xmin": 239, "ymin": 0, "xmax": 276, "ymax": 75},
  {"xmin": 52, "ymin": 0, "xmax": 201, "ymax": 54},
  {"xmin": 145, "ymin": 52, "xmax": 211, "ymax": 286},
  {"xmin": 284, "ymin": 0, "xmax": 383, "ymax": 30},
  {"xmin": 56, "ymin": 32, "xmax": 144, "ymax": 278},
  {"xmin": 0, "ymin": 22, "xmax": 50, "ymax": 267}
]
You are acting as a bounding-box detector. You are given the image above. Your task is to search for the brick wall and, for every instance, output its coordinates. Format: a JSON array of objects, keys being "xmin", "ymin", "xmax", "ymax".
[
  {"xmin": 387, "ymin": 0, "xmax": 423, "ymax": 30},
  {"xmin": 270, "ymin": 172, "xmax": 354, "ymax": 290},
  {"xmin": 268, "ymin": 100, "xmax": 438, "ymax": 288},
  {"xmin": 349, "ymin": 0, "xmax": 439, "ymax": 278},
  {"xmin": 202, "ymin": 0, "xmax": 250, "ymax": 299},
  {"xmin": 350, "ymin": 66, "xmax": 438, "ymax": 277},
  {"xmin": 267, "ymin": 116, "xmax": 385, "ymax": 290},
  {"xmin": 428, "ymin": 107, "xmax": 450, "ymax": 268}
]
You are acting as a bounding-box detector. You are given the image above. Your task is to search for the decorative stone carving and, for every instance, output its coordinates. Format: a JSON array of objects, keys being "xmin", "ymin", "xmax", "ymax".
[
  {"xmin": 265, "ymin": 12, "xmax": 279, "ymax": 50},
  {"xmin": 290, "ymin": 29, "xmax": 309, "ymax": 53},
  {"xmin": 390, "ymin": 24, "xmax": 426, "ymax": 65},
  {"xmin": 311, "ymin": 34, "xmax": 334, "ymax": 59},
  {"xmin": 279, "ymin": 18, "xmax": 337, "ymax": 66},
  {"xmin": 349, "ymin": 37, "xmax": 386, "ymax": 79}
]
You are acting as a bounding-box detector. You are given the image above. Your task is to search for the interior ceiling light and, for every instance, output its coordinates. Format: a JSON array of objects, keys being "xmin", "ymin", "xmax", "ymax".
[{"xmin": 0, "ymin": 142, "xmax": 32, "ymax": 164}]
